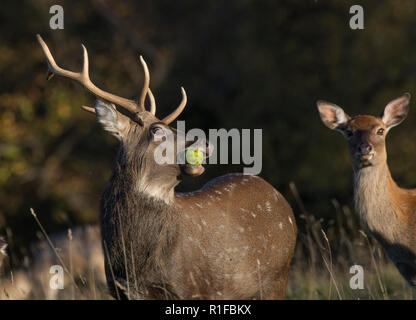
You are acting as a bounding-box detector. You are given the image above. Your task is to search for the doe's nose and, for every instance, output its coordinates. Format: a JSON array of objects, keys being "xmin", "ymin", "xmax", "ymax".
[{"xmin": 358, "ymin": 143, "xmax": 372, "ymax": 155}]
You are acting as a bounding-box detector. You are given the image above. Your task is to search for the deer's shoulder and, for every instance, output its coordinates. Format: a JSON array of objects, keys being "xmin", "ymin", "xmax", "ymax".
[
  {"xmin": 201, "ymin": 173, "xmax": 271, "ymax": 190},
  {"xmin": 175, "ymin": 173, "xmax": 280, "ymax": 206}
]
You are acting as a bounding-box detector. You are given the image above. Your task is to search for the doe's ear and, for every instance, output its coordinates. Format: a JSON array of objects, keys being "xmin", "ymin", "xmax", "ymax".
[
  {"xmin": 381, "ymin": 93, "xmax": 410, "ymax": 131},
  {"xmin": 94, "ymin": 100, "xmax": 130, "ymax": 139},
  {"xmin": 317, "ymin": 100, "xmax": 350, "ymax": 132}
]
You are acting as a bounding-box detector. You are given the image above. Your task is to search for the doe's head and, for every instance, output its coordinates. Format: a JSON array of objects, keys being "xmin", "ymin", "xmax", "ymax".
[{"xmin": 317, "ymin": 93, "xmax": 410, "ymax": 169}]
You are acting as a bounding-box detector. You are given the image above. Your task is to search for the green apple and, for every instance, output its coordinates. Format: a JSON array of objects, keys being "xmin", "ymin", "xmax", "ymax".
[{"xmin": 185, "ymin": 149, "xmax": 204, "ymax": 165}]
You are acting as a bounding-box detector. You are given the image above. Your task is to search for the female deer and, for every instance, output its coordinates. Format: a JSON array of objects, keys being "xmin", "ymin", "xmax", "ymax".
[{"xmin": 317, "ymin": 94, "xmax": 416, "ymax": 287}]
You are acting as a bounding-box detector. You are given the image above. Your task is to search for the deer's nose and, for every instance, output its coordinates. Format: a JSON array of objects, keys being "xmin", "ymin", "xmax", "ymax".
[{"xmin": 358, "ymin": 143, "xmax": 372, "ymax": 155}]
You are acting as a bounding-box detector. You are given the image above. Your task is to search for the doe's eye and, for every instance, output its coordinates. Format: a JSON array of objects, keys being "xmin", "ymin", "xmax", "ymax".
[{"xmin": 377, "ymin": 128, "xmax": 384, "ymax": 136}]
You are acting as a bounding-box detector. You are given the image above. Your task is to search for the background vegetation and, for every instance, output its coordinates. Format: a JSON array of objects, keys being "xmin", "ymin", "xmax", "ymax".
[{"xmin": 0, "ymin": 0, "xmax": 415, "ymax": 299}]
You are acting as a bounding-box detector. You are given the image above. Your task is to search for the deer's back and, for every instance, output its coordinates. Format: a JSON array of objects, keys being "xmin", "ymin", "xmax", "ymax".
[{"xmin": 173, "ymin": 173, "xmax": 297, "ymax": 298}]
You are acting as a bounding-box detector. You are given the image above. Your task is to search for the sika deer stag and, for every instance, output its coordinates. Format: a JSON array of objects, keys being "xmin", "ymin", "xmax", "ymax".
[
  {"xmin": 317, "ymin": 93, "xmax": 416, "ymax": 287},
  {"xmin": 37, "ymin": 35, "xmax": 297, "ymax": 299}
]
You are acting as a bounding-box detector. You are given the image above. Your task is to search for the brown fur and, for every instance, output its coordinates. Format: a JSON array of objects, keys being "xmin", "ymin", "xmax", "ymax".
[
  {"xmin": 318, "ymin": 94, "xmax": 416, "ymax": 286},
  {"xmin": 96, "ymin": 102, "xmax": 297, "ymax": 300},
  {"xmin": 36, "ymin": 37, "xmax": 297, "ymax": 299}
]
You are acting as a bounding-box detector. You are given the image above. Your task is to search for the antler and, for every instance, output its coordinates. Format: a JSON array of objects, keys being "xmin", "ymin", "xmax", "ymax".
[
  {"xmin": 37, "ymin": 34, "xmax": 187, "ymax": 123},
  {"xmin": 37, "ymin": 34, "xmax": 142, "ymax": 114},
  {"xmin": 139, "ymin": 56, "xmax": 187, "ymax": 122},
  {"xmin": 148, "ymin": 88, "xmax": 156, "ymax": 115},
  {"xmin": 138, "ymin": 56, "xmax": 151, "ymax": 113},
  {"xmin": 162, "ymin": 87, "xmax": 187, "ymax": 124}
]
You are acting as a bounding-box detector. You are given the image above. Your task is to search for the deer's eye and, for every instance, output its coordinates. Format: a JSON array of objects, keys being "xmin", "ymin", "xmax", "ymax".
[
  {"xmin": 377, "ymin": 128, "xmax": 384, "ymax": 136},
  {"xmin": 151, "ymin": 126, "xmax": 167, "ymax": 140},
  {"xmin": 345, "ymin": 130, "xmax": 353, "ymax": 138}
]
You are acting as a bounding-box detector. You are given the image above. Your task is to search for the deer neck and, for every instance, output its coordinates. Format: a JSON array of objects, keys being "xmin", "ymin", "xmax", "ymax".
[
  {"xmin": 103, "ymin": 160, "xmax": 180, "ymax": 240},
  {"xmin": 122, "ymin": 147, "xmax": 180, "ymax": 204},
  {"xmin": 134, "ymin": 170, "xmax": 178, "ymax": 205},
  {"xmin": 353, "ymin": 162, "xmax": 403, "ymax": 244},
  {"xmin": 101, "ymin": 161, "xmax": 180, "ymax": 296}
]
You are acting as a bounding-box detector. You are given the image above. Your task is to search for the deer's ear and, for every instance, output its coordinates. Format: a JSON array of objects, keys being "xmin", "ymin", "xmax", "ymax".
[
  {"xmin": 317, "ymin": 100, "xmax": 350, "ymax": 132},
  {"xmin": 95, "ymin": 100, "xmax": 130, "ymax": 139},
  {"xmin": 381, "ymin": 93, "xmax": 410, "ymax": 131}
]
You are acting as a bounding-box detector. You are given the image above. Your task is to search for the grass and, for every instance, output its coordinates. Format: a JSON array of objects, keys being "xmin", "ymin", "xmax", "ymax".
[
  {"xmin": 287, "ymin": 183, "xmax": 414, "ymax": 300},
  {"xmin": 0, "ymin": 186, "xmax": 414, "ymax": 300}
]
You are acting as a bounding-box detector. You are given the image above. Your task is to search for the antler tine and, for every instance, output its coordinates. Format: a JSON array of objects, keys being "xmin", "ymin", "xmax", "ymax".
[
  {"xmin": 148, "ymin": 88, "xmax": 156, "ymax": 115},
  {"xmin": 139, "ymin": 56, "xmax": 150, "ymax": 111},
  {"xmin": 162, "ymin": 87, "xmax": 187, "ymax": 124},
  {"xmin": 36, "ymin": 34, "xmax": 140, "ymax": 115},
  {"xmin": 81, "ymin": 105, "xmax": 96, "ymax": 114}
]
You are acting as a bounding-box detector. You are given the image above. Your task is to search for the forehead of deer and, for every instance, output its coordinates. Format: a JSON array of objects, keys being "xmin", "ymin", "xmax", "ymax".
[
  {"xmin": 349, "ymin": 115, "xmax": 384, "ymax": 130},
  {"xmin": 134, "ymin": 111, "xmax": 160, "ymax": 125}
]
